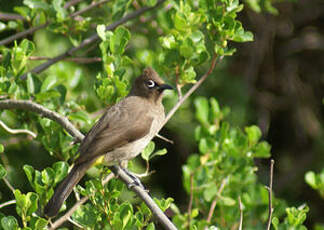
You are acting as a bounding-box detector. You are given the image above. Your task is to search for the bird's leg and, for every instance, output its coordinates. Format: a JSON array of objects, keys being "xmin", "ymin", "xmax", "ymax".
[
  {"xmin": 121, "ymin": 167, "xmax": 146, "ymax": 190},
  {"xmin": 119, "ymin": 161, "xmax": 146, "ymax": 190}
]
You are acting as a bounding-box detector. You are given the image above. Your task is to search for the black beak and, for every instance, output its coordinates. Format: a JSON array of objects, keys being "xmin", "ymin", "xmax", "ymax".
[{"xmin": 158, "ymin": 84, "xmax": 173, "ymax": 91}]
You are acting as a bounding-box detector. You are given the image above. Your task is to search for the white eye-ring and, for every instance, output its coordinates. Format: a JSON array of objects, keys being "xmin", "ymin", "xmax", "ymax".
[{"xmin": 146, "ymin": 80, "xmax": 155, "ymax": 88}]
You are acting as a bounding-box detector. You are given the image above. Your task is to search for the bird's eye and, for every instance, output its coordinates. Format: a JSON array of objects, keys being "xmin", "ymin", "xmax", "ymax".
[{"xmin": 146, "ymin": 80, "xmax": 156, "ymax": 88}]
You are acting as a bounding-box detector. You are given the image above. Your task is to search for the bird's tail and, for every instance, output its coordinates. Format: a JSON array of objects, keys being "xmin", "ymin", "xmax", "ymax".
[{"xmin": 44, "ymin": 160, "xmax": 94, "ymax": 217}]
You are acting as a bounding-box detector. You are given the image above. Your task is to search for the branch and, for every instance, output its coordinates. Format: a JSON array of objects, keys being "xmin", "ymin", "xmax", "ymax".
[
  {"xmin": 3, "ymin": 177, "xmax": 15, "ymax": 194},
  {"xmin": 0, "ymin": 120, "xmax": 37, "ymax": 138},
  {"xmin": 70, "ymin": 0, "xmax": 112, "ymax": 18},
  {"xmin": 206, "ymin": 177, "xmax": 227, "ymax": 223},
  {"xmin": 238, "ymin": 196, "xmax": 243, "ymax": 230},
  {"xmin": 0, "ymin": 100, "xmax": 84, "ymax": 141},
  {"xmin": 49, "ymin": 196, "xmax": 88, "ymax": 230},
  {"xmin": 0, "ymin": 200, "xmax": 16, "ymax": 209},
  {"xmin": 156, "ymin": 134, "xmax": 174, "ymax": 144},
  {"xmin": 162, "ymin": 54, "xmax": 223, "ymax": 128},
  {"xmin": 186, "ymin": 173, "xmax": 194, "ymax": 228},
  {"xmin": 64, "ymin": 0, "xmax": 82, "ymax": 9},
  {"xmin": 0, "ymin": 12, "xmax": 26, "ymax": 21},
  {"xmin": 110, "ymin": 166, "xmax": 177, "ymax": 230},
  {"xmin": 0, "ymin": 23, "xmax": 49, "ymax": 46},
  {"xmin": 19, "ymin": 0, "xmax": 166, "ymax": 80},
  {"xmin": 266, "ymin": 159, "xmax": 274, "ymax": 230},
  {"xmin": 0, "ymin": 55, "xmax": 102, "ymax": 63}
]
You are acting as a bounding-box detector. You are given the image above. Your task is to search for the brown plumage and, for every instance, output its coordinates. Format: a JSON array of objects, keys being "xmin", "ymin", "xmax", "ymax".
[{"xmin": 44, "ymin": 67, "xmax": 172, "ymax": 217}]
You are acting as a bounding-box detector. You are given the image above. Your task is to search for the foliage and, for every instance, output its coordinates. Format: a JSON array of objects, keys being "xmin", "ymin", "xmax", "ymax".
[
  {"xmin": 305, "ymin": 170, "xmax": 324, "ymax": 199},
  {"xmin": 0, "ymin": 0, "xmax": 313, "ymax": 229}
]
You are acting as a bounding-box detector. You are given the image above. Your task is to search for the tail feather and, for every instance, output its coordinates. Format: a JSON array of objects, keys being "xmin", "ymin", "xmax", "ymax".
[{"xmin": 44, "ymin": 160, "xmax": 94, "ymax": 217}]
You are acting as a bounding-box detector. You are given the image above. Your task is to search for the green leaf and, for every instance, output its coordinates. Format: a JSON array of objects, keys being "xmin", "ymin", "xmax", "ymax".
[
  {"xmin": 146, "ymin": 223, "xmax": 155, "ymax": 230},
  {"xmin": 180, "ymin": 66, "xmax": 196, "ymax": 84},
  {"xmin": 23, "ymin": 165, "xmax": 34, "ymax": 186},
  {"xmin": 68, "ymin": 111, "xmax": 91, "ymax": 125},
  {"xmin": 0, "ymin": 164, "xmax": 7, "ymax": 179},
  {"xmin": 35, "ymin": 218, "xmax": 48, "ymax": 229},
  {"xmin": 0, "ymin": 22, "xmax": 6, "ymax": 32},
  {"xmin": 52, "ymin": 161, "xmax": 68, "ymax": 184},
  {"xmin": 112, "ymin": 0, "xmax": 132, "ymax": 20},
  {"xmin": 1, "ymin": 216, "xmax": 18, "ymax": 230},
  {"xmin": 141, "ymin": 141, "xmax": 155, "ymax": 161},
  {"xmin": 180, "ymin": 38, "xmax": 194, "ymax": 58},
  {"xmin": 194, "ymin": 97, "xmax": 209, "ymax": 124},
  {"xmin": 191, "ymin": 208, "xmax": 199, "ymax": 218},
  {"xmin": 41, "ymin": 168, "xmax": 55, "ymax": 185},
  {"xmin": 203, "ymin": 184, "xmax": 217, "ymax": 202},
  {"xmin": 160, "ymin": 35, "xmax": 176, "ymax": 49},
  {"xmin": 23, "ymin": 0, "xmax": 50, "ymax": 11},
  {"xmin": 305, "ymin": 171, "xmax": 317, "ymax": 189},
  {"xmin": 110, "ymin": 26, "xmax": 131, "ymax": 55},
  {"xmin": 286, "ymin": 205, "xmax": 309, "ymax": 226},
  {"xmin": 0, "ymin": 144, "xmax": 4, "ymax": 153},
  {"xmin": 53, "ymin": 0, "xmax": 67, "ymax": 21},
  {"xmin": 146, "ymin": 0, "xmax": 157, "ymax": 6},
  {"xmin": 150, "ymin": 148, "xmax": 168, "ymax": 159},
  {"xmin": 272, "ymin": 217, "xmax": 279, "ymax": 230},
  {"xmin": 20, "ymin": 39, "xmax": 35, "ymax": 56},
  {"xmin": 245, "ymin": 125, "xmax": 262, "ymax": 146},
  {"xmin": 14, "ymin": 190, "xmax": 39, "ymax": 217},
  {"xmin": 174, "ymin": 12, "xmax": 187, "ymax": 31},
  {"xmin": 253, "ymin": 141, "xmax": 271, "ymax": 158},
  {"xmin": 97, "ymin": 24, "xmax": 107, "ymax": 41},
  {"xmin": 26, "ymin": 192, "xmax": 38, "ymax": 215},
  {"xmin": 26, "ymin": 73, "xmax": 35, "ymax": 94},
  {"xmin": 220, "ymin": 196, "xmax": 236, "ymax": 206},
  {"xmin": 119, "ymin": 203, "xmax": 133, "ymax": 229},
  {"xmin": 40, "ymin": 75, "xmax": 57, "ymax": 92},
  {"xmin": 232, "ymin": 28, "xmax": 254, "ymax": 42},
  {"xmin": 199, "ymin": 138, "xmax": 208, "ymax": 153}
]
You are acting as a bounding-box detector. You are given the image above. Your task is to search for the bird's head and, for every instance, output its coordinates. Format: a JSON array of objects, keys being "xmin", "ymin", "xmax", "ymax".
[{"xmin": 130, "ymin": 67, "xmax": 172, "ymax": 102}]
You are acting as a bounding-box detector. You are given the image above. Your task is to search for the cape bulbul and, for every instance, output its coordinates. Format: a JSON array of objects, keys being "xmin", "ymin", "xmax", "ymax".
[{"xmin": 44, "ymin": 67, "xmax": 172, "ymax": 217}]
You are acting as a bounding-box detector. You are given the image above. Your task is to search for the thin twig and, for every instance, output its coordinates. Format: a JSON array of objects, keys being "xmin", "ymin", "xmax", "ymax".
[
  {"xmin": 0, "ymin": 54, "xmax": 102, "ymax": 63},
  {"xmin": 13, "ymin": 55, "xmax": 101, "ymax": 63},
  {"xmin": 49, "ymin": 196, "xmax": 88, "ymax": 230},
  {"xmin": 238, "ymin": 196, "xmax": 243, "ymax": 230},
  {"xmin": 70, "ymin": 0, "xmax": 112, "ymax": 18},
  {"xmin": 19, "ymin": 0, "xmax": 166, "ymax": 80},
  {"xmin": 187, "ymin": 173, "xmax": 194, "ymax": 228},
  {"xmin": 64, "ymin": 0, "xmax": 82, "ymax": 9},
  {"xmin": 3, "ymin": 177, "xmax": 15, "ymax": 194},
  {"xmin": 175, "ymin": 65, "xmax": 182, "ymax": 100},
  {"xmin": 67, "ymin": 217, "xmax": 84, "ymax": 228},
  {"xmin": 0, "ymin": 120, "xmax": 37, "ymax": 138},
  {"xmin": 156, "ymin": 134, "xmax": 174, "ymax": 144},
  {"xmin": 0, "ymin": 200, "xmax": 16, "ymax": 209},
  {"xmin": 266, "ymin": 159, "xmax": 274, "ymax": 230},
  {"xmin": 206, "ymin": 178, "xmax": 227, "ymax": 223},
  {"xmin": 162, "ymin": 55, "xmax": 223, "ymax": 128},
  {"xmin": 0, "ymin": 100, "xmax": 84, "ymax": 141},
  {"xmin": 0, "ymin": 12, "xmax": 26, "ymax": 21},
  {"xmin": 0, "ymin": 22, "xmax": 49, "ymax": 46}
]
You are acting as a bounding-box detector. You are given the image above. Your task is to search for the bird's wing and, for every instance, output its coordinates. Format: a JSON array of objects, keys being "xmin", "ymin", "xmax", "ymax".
[{"xmin": 75, "ymin": 97, "xmax": 153, "ymax": 164}]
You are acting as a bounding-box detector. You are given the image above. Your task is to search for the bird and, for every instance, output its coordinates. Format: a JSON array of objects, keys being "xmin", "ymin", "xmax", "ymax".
[{"xmin": 44, "ymin": 67, "xmax": 172, "ymax": 217}]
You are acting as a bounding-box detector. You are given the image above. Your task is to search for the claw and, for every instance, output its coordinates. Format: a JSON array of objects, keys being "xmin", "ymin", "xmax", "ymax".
[{"xmin": 121, "ymin": 167, "xmax": 147, "ymax": 190}]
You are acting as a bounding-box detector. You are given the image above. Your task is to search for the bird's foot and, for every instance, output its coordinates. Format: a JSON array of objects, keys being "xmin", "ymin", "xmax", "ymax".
[{"xmin": 121, "ymin": 167, "xmax": 147, "ymax": 191}]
